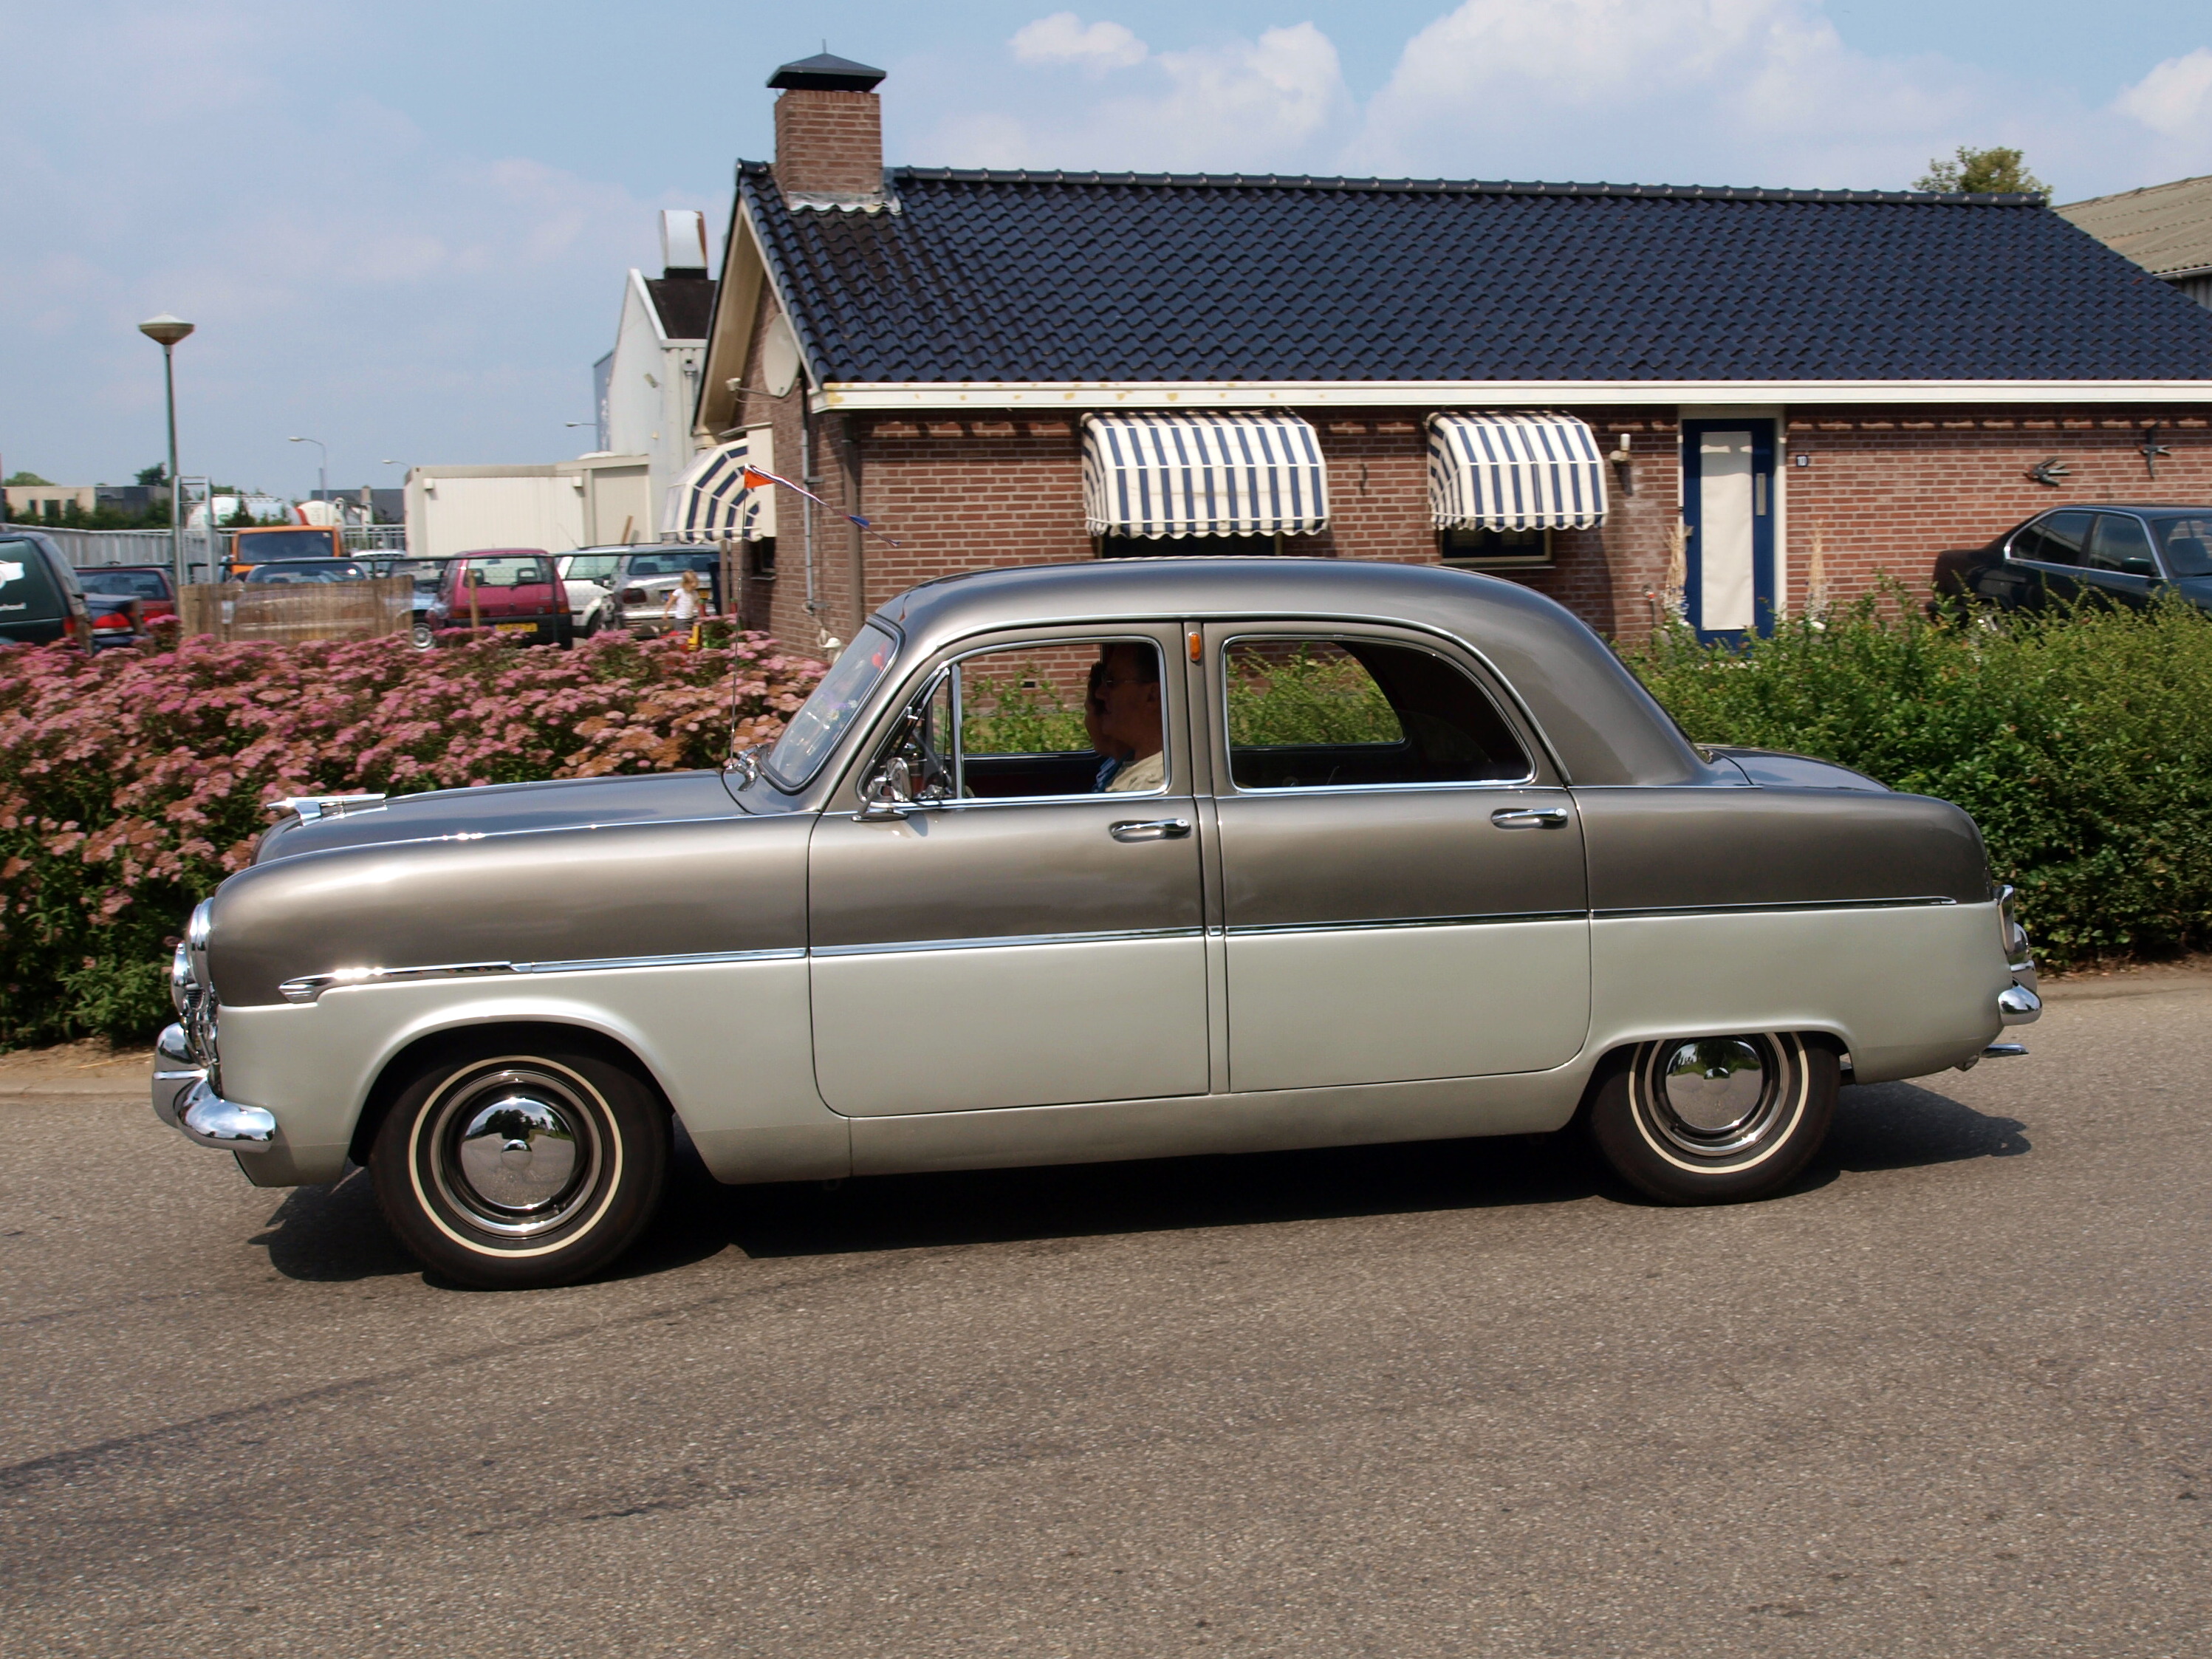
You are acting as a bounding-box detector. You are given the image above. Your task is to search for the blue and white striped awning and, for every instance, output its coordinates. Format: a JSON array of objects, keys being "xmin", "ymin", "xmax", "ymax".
[
  {"xmin": 1428, "ymin": 413, "xmax": 1608, "ymax": 532},
  {"xmin": 1082, "ymin": 413, "xmax": 1329, "ymax": 538},
  {"xmin": 662, "ymin": 432, "xmax": 775, "ymax": 543}
]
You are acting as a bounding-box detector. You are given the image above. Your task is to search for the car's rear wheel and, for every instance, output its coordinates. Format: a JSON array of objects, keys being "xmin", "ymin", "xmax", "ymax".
[
  {"xmin": 1585, "ymin": 1031, "xmax": 1835, "ymax": 1204},
  {"xmin": 369, "ymin": 1036, "xmax": 670, "ymax": 1288}
]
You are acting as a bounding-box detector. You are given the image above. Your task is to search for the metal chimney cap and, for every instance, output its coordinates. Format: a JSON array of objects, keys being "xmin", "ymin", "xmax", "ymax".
[{"xmin": 767, "ymin": 52, "xmax": 886, "ymax": 92}]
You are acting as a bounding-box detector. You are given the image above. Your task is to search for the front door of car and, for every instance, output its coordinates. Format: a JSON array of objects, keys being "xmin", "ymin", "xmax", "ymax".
[
  {"xmin": 1205, "ymin": 626, "xmax": 1589, "ymax": 1092},
  {"xmin": 807, "ymin": 628, "xmax": 1210, "ymax": 1116},
  {"xmin": 2081, "ymin": 513, "xmax": 2164, "ymax": 609}
]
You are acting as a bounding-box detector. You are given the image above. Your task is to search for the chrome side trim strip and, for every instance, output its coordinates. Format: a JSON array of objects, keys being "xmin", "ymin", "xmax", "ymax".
[
  {"xmin": 1225, "ymin": 910, "xmax": 1586, "ymax": 938},
  {"xmin": 811, "ymin": 926, "xmax": 1205, "ymax": 959},
  {"xmin": 278, "ymin": 947, "xmax": 807, "ymax": 1002},
  {"xmin": 1592, "ymin": 895, "xmax": 1959, "ymax": 921},
  {"xmin": 520, "ymin": 948, "xmax": 807, "ymax": 974}
]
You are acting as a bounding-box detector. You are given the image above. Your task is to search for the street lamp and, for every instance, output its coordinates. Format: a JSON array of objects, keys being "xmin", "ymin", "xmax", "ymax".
[
  {"xmin": 138, "ymin": 313, "xmax": 194, "ymax": 589},
  {"xmin": 288, "ymin": 436, "xmax": 327, "ymax": 512}
]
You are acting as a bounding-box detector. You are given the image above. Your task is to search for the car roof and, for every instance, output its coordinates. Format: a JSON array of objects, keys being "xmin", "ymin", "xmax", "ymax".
[
  {"xmin": 2026, "ymin": 504, "xmax": 2212, "ymax": 513},
  {"xmin": 876, "ymin": 557, "xmax": 1713, "ymax": 787}
]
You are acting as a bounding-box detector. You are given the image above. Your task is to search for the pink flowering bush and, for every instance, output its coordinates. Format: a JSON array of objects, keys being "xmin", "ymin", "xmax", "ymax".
[{"xmin": 0, "ymin": 630, "xmax": 823, "ymax": 1047}]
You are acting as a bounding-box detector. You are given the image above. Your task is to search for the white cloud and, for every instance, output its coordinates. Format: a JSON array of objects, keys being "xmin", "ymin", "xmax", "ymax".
[
  {"xmin": 935, "ymin": 18, "xmax": 1351, "ymax": 171},
  {"xmin": 2115, "ymin": 47, "xmax": 2212, "ymax": 141},
  {"xmin": 1349, "ymin": 0, "xmax": 2001, "ymax": 188},
  {"xmin": 1010, "ymin": 13, "xmax": 1148, "ymax": 73}
]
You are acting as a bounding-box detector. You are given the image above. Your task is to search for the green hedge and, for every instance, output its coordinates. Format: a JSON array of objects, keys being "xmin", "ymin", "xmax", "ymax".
[{"xmin": 1623, "ymin": 595, "xmax": 2212, "ymax": 965}]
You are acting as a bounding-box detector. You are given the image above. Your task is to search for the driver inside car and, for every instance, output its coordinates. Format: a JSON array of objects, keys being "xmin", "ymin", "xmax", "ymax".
[{"xmin": 1092, "ymin": 642, "xmax": 1165, "ymax": 793}]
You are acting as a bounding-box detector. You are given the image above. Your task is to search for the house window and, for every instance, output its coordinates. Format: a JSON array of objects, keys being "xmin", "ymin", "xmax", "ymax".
[{"xmin": 1439, "ymin": 526, "xmax": 1552, "ymax": 568}]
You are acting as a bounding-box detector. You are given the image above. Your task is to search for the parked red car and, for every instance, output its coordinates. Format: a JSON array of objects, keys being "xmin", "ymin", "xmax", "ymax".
[
  {"xmin": 75, "ymin": 564, "xmax": 179, "ymax": 622},
  {"xmin": 428, "ymin": 550, "xmax": 571, "ymax": 647}
]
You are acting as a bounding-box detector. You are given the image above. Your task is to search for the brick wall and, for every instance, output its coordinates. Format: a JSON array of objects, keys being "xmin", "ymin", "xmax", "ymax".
[
  {"xmin": 723, "ymin": 394, "xmax": 2212, "ymax": 655},
  {"xmin": 772, "ymin": 89, "xmax": 883, "ymax": 199}
]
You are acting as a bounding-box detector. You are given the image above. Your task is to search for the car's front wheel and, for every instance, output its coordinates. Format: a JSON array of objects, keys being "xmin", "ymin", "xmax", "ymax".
[
  {"xmin": 1585, "ymin": 1031, "xmax": 1836, "ymax": 1204},
  {"xmin": 369, "ymin": 1035, "xmax": 670, "ymax": 1288}
]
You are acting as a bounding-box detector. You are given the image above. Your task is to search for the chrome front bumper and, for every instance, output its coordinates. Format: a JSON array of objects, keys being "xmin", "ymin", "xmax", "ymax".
[{"xmin": 154, "ymin": 1007, "xmax": 276, "ymax": 1153}]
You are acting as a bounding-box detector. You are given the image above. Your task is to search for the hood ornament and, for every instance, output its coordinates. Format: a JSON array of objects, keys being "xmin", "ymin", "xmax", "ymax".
[{"xmin": 268, "ymin": 794, "xmax": 388, "ymax": 824}]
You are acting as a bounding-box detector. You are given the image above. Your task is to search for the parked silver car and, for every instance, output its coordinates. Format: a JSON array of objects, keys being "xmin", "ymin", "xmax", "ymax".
[
  {"xmin": 603, "ymin": 545, "xmax": 722, "ymax": 633},
  {"xmin": 154, "ymin": 559, "xmax": 2037, "ymax": 1288}
]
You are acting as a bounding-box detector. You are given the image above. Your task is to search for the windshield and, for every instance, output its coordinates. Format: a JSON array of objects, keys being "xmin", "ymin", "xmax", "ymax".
[
  {"xmin": 246, "ymin": 561, "xmax": 370, "ymax": 584},
  {"xmin": 234, "ymin": 530, "xmax": 338, "ymax": 562},
  {"xmin": 2149, "ymin": 515, "xmax": 2212, "ymax": 578},
  {"xmin": 0, "ymin": 538, "xmax": 66, "ymax": 624},
  {"xmin": 765, "ymin": 623, "xmax": 898, "ymax": 790}
]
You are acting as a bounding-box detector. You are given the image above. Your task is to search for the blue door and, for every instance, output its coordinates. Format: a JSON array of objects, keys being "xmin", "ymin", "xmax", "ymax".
[{"xmin": 1682, "ymin": 420, "xmax": 1778, "ymax": 642}]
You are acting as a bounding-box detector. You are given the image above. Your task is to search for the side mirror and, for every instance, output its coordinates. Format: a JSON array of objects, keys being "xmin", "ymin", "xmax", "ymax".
[
  {"xmin": 855, "ymin": 756, "xmax": 915, "ymax": 821},
  {"xmin": 2121, "ymin": 557, "xmax": 2158, "ymax": 578}
]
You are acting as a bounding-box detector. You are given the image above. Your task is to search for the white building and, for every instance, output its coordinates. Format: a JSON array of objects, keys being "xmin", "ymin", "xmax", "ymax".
[{"xmin": 593, "ymin": 210, "xmax": 717, "ymax": 527}]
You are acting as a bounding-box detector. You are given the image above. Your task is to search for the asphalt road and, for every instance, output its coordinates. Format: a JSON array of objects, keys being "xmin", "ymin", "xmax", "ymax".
[{"xmin": 3, "ymin": 985, "xmax": 2209, "ymax": 1659}]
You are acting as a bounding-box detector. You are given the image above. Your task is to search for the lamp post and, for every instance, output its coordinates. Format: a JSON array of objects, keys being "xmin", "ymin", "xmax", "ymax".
[
  {"xmin": 138, "ymin": 314, "xmax": 195, "ymax": 589},
  {"xmin": 288, "ymin": 436, "xmax": 328, "ymax": 513}
]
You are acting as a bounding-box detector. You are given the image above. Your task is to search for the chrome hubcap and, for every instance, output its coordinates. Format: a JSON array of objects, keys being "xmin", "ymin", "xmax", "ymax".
[
  {"xmin": 1648, "ymin": 1036, "xmax": 1785, "ymax": 1157},
  {"xmin": 428, "ymin": 1067, "xmax": 603, "ymax": 1236}
]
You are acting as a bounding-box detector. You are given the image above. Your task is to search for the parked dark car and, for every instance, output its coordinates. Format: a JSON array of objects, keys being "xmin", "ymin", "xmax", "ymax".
[
  {"xmin": 75, "ymin": 564, "xmax": 179, "ymax": 624},
  {"xmin": 0, "ymin": 529, "xmax": 94, "ymax": 649},
  {"xmin": 426, "ymin": 550, "xmax": 571, "ymax": 646},
  {"xmin": 242, "ymin": 558, "xmax": 374, "ymax": 585},
  {"xmin": 364, "ymin": 556, "xmax": 451, "ymax": 649},
  {"xmin": 1935, "ymin": 504, "xmax": 2212, "ymax": 615}
]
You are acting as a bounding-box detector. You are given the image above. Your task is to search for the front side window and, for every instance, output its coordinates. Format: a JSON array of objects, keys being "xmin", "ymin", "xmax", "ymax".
[
  {"xmin": 767, "ymin": 622, "xmax": 898, "ymax": 789},
  {"xmin": 2088, "ymin": 514, "xmax": 2158, "ymax": 575},
  {"xmin": 1223, "ymin": 637, "xmax": 1531, "ymax": 790},
  {"xmin": 2150, "ymin": 515, "xmax": 2212, "ymax": 578},
  {"xmin": 2010, "ymin": 511, "xmax": 2092, "ymax": 567},
  {"xmin": 874, "ymin": 637, "xmax": 1170, "ymax": 801}
]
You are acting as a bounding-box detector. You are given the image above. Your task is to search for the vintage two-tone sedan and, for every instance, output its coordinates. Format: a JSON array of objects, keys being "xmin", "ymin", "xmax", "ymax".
[{"xmin": 155, "ymin": 560, "xmax": 2039, "ymax": 1287}]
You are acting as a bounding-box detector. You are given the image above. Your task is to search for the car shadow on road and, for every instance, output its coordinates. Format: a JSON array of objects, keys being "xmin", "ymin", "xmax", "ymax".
[{"xmin": 242, "ymin": 1081, "xmax": 2033, "ymax": 1285}]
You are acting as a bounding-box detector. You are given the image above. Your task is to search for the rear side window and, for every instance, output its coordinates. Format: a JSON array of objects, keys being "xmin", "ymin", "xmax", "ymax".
[
  {"xmin": 2011, "ymin": 511, "xmax": 2092, "ymax": 566},
  {"xmin": 0, "ymin": 539, "xmax": 66, "ymax": 623},
  {"xmin": 1223, "ymin": 637, "xmax": 1531, "ymax": 790}
]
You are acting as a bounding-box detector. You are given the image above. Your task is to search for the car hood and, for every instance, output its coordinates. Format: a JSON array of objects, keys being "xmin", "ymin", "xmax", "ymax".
[{"xmin": 253, "ymin": 768, "xmax": 749, "ymax": 865}]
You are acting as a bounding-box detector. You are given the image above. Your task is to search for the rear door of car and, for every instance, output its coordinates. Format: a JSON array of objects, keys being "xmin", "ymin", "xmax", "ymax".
[
  {"xmin": 1202, "ymin": 623, "xmax": 1590, "ymax": 1092},
  {"xmin": 2004, "ymin": 510, "xmax": 2094, "ymax": 609}
]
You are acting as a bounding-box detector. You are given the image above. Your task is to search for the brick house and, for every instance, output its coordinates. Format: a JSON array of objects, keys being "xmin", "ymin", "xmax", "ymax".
[{"xmin": 682, "ymin": 52, "xmax": 2212, "ymax": 651}]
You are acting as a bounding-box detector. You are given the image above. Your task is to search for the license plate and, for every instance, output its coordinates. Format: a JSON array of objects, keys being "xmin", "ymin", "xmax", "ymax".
[{"xmin": 494, "ymin": 622, "xmax": 534, "ymax": 634}]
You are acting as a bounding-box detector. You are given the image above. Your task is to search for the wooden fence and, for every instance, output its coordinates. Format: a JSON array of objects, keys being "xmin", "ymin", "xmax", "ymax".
[{"xmin": 176, "ymin": 578, "xmax": 413, "ymax": 644}]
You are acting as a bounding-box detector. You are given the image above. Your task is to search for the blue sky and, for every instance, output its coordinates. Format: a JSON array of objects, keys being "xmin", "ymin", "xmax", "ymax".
[{"xmin": 5, "ymin": 0, "xmax": 2211, "ymax": 498}]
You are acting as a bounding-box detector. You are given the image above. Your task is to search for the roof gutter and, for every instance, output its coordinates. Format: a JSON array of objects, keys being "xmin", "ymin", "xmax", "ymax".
[{"xmin": 815, "ymin": 380, "xmax": 2212, "ymax": 414}]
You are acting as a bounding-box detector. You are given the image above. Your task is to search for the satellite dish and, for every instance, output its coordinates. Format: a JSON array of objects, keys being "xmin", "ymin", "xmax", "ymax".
[{"xmin": 761, "ymin": 315, "xmax": 801, "ymax": 399}]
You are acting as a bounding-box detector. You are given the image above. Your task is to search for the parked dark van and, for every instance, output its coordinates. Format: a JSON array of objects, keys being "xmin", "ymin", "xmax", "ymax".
[{"xmin": 0, "ymin": 530, "xmax": 93, "ymax": 649}]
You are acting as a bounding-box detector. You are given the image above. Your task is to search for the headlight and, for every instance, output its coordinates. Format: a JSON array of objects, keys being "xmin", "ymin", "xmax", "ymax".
[
  {"xmin": 1996, "ymin": 884, "xmax": 2030, "ymax": 965},
  {"xmin": 186, "ymin": 899, "xmax": 213, "ymax": 987},
  {"xmin": 170, "ymin": 941, "xmax": 197, "ymax": 1016}
]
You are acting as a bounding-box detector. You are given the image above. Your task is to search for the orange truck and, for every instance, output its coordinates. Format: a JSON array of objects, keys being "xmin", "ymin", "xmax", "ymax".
[{"xmin": 225, "ymin": 524, "xmax": 344, "ymax": 578}]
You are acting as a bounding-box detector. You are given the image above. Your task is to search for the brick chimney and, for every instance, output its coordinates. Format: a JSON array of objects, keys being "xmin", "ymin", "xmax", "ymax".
[{"xmin": 769, "ymin": 52, "xmax": 888, "ymax": 207}]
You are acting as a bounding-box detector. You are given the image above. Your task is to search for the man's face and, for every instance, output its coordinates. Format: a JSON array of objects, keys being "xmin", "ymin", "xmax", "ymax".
[{"xmin": 1095, "ymin": 644, "xmax": 1161, "ymax": 759}]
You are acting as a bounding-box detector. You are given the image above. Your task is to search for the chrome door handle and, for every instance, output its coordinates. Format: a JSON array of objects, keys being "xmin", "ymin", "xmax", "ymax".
[
  {"xmin": 1109, "ymin": 818, "xmax": 1192, "ymax": 842},
  {"xmin": 1490, "ymin": 807, "xmax": 1570, "ymax": 829}
]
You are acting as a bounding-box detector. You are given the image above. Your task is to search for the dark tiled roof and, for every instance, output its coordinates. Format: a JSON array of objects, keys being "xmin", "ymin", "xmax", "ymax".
[
  {"xmin": 737, "ymin": 165, "xmax": 2212, "ymax": 383},
  {"xmin": 646, "ymin": 276, "xmax": 716, "ymax": 341}
]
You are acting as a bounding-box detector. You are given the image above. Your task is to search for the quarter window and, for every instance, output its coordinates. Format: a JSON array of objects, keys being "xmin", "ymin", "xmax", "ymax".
[{"xmin": 1222, "ymin": 637, "xmax": 1531, "ymax": 790}]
